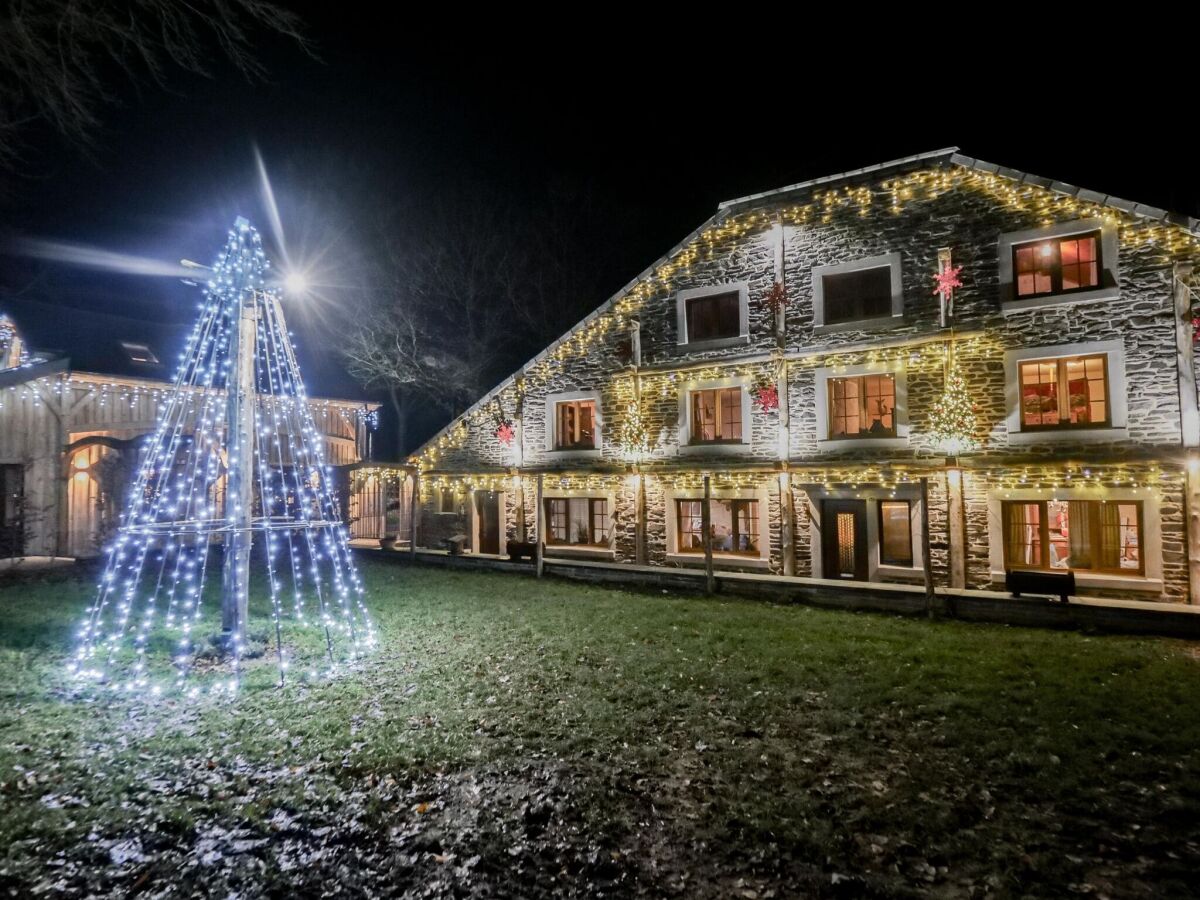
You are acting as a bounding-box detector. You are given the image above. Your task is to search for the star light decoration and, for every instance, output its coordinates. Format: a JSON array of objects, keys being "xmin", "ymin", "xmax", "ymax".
[
  {"xmin": 932, "ymin": 263, "xmax": 964, "ymax": 300},
  {"xmin": 68, "ymin": 218, "xmax": 375, "ymax": 698},
  {"xmin": 494, "ymin": 420, "xmax": 515, "ymax": 446}
]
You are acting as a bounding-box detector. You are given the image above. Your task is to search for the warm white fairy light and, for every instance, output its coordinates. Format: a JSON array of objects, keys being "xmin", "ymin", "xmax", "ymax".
[{"xmin": 68, "ymin": 218, "xmax": 375, "ymax": 698}]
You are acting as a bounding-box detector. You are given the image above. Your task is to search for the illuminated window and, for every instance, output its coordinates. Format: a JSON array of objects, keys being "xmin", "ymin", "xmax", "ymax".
[
  {"xmin": 1002, "ymin": 500, "xmax": 1142, "ymax": 575},
  {"xmin": 821, "ymin": 265, "xmax": 892, "ymax": 324},
  {"xmin": 878, "ymin": 500, "xmax": 913, "ymax": 566},
  {"xmin": 438, "ymin": 488, "xmax": 456, "ymax": 514},
  {"xmin": 828, "ymin": 374, "xmax": 896, "ymax": 439},
  {"xmin": 675, "ymin": 499, "xmax": 759, "ymax": 555},
  {"xmin": 545, "ymin": 498, "xmax": 608, "ymax": 546},
  {"xmin": 690, "ymin": 388, "xmax": 742, "ymax": 443},
  {"xmin": 1019, "ymin": 355, "xmax": 1108, "ymax": 430},
  {"xmin": 120, "ymin": 342, "xmax": 159, "ymax": 365},
  {"xmin": 1013, "ymin": 231, "xmax": 1100, "ymax": 299},
  {"xmin": 685, "ymin": 291, "xmax": 741, "ymax": 342},
  {"xmin": 555, "ymin": 400, "xmax": 596, "ymax": 450}
]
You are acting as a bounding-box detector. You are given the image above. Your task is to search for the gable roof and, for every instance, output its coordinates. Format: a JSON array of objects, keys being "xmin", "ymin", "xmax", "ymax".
[{"xmin": 411, "ymin": 148, "xmax": 1200, "ymax": 465}]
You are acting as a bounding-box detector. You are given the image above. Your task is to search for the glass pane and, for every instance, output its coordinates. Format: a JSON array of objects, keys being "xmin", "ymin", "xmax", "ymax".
[
  {"xmin": 879, "ymin": 500, "xmax": 912, "ymax": 566},
  {"xmin": 687, "ymin": 292, "xmax": 740, "ymax": 342},
  {"xmin": 1020, "ymin": 361, "xmax": 1059, "ymax": 427},
  {"xmin": 1004, "ymin": 502, "xmax": 1042, "ymax": 567},
  {"xmin": 822, "ymin": 266, "xmax": 892, "ymax": 323}
]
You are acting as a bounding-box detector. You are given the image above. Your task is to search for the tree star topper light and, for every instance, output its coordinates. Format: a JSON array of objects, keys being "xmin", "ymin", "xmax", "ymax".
[{"xmin": 68, "ymin": 218, "xmax": 375, "ymax": 697}]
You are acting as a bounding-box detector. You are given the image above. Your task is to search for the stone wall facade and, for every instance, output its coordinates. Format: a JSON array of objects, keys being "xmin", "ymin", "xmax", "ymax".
[{"xmin": 407, "ymin": 156, "xmax": 1200, "ymax": 604}]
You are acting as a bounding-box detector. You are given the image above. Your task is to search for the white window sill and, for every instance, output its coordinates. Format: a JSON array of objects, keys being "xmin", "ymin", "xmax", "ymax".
[
  {"xmin": 1001, "ymin": 286, "xmax": 1120, "ymax": 314},
  {"xmin": 817, "ymin": 436, "xmax": 908, "ymax": 451},
  {"xmin": 667, "ymin": 552, "xmax": 771, "ymax": 571},
  {"xmin": 679, "ymin": 442, "xmax": 755, "ymax": 457},
  {"xmin": 876, "ymin": 564, "xmax": 923, "ymax": 580},
  {"xmin": 676, "ymin": 334, "xmax": 751, "ymax": 352},
  {"xmin": 813, "ymin": 314, "xmax": 903, "ymax": 336},
  {"xmin": 990, "ymin": 570, "xmax": 1162, "ymax": 594},
  {"xmin": 1006, "ymin": 427, "xmax": 1128, "ymax": 445},
  {"xmin": 545, "ymin": 545, "xmax": 615, "ymax": 562}
]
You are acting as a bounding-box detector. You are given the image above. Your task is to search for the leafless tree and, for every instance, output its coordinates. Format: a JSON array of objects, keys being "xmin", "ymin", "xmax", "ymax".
[{"xmin": 0, "ymin": 0, "xmax": 307, "ymax": 165}]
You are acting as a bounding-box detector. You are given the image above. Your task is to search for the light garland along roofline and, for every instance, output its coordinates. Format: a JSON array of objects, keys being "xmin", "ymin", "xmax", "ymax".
[
  {"xmin": 66, "ymin": 369, "xmax": 381, "ymax": 408},
  {"xmin": 721, "ymin": 147, "xmax": 1200, "ymax": 237}
]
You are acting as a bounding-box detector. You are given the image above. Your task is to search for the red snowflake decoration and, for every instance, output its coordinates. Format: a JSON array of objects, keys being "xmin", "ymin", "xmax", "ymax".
[
  {"xmin": 494, "ymin": 421, "xmax": 515, "ymax": 446},
  {"xmin": 1192, "ymin": 315, "xmax": 1200, "ymax": 343},
  {"xmin": 762, "ymin": 281, "xmax": 788, "ymax": 315},
  {"xmin": 932, "ymin": 264, "xmax": 963, "ymax": 299},
  {"xmin": 752, "ymin": 382, "xmax": 779, "ymax": 413}
]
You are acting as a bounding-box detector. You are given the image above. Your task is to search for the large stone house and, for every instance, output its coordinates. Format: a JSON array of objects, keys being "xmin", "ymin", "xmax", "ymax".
[
  {"xmin": 395, "ymin": 148, "xmax": 1200, "ymax": 603},
  {"xmin": 0, "ymin": 300, "xmax": 378, "ymax": 559}
]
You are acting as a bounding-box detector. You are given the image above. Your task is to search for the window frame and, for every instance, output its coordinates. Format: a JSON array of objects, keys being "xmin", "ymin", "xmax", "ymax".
[
  {"xmin": 998, "ymin": 218, "xmax": 1119, "ymax": 313},
  {"xmin": 1004, "ymin": 341, "xmax": 1127, "ymax": 444},
  {"xmin": 673, "ymin": 497, "xmax": 761, "ymax": 557},
  {"xmin": 1017, "ymin": 353, "xmax": 1111, "ymax": 433},
  {"xmin": 1011, "ymin": 229, "xmax": 1102, "ymax": 301},
  {"xmin": 120, "ymin": 341, "xmax": 159, "ymax": 365},
  {"xmin": 543, "ymin": 390, "xmax": 604, "ymax": 457},
  {"xmin": 554, "ymin": 398, "xmax": 597, "ymax": 450},
  {"xmin": 811, "ymin": 252, "xmax": 903, "ymax": 333},
  {"xmin": 674, "ymin": 283, "xmax": 750, "ymax": 349},
  {"xmin": 684, "ymin": 290, "xmax": 741, "ymax": 343},
  {"xmin": 437, "ymin": 487, "xmax": 457, "ymax": 515},
  {"xmin": 544, "ymin": 496, "xmax": 609, "ymax": 548},
  {"xmin": 877, "ymin": 499, "xmax": 914, "ymax": 567},
  {"xmin": 688, "ymin": 387, "xmax": 744, "ymax": 445},
  {"xmin": 826, "ymin": 372, "xmax": 899, "ymax": 441},
  {"xmin": 1001, "ymin": 499, "xmax": 1145, "ymax": 577}
]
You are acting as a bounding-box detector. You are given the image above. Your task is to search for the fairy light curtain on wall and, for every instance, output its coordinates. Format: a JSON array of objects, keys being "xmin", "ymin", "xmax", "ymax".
[{"xmin": 69, "ymin": 218, "xmax": 375, "ymax": 697}]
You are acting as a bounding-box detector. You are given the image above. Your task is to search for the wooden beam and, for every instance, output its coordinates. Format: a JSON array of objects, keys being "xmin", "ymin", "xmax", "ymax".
[
  {"xmin": 920, "ymin": 476, "xmax": 935, "ymax": 616},
  {"xmin": 535, "ymin": 473, "xmax": 545, "ymax": 578},
  {"xmin": 1174, "ymin": 263, "xmax": 1198, "ymax": 448},
  {"xmin": 702, "ymin": 474, "xmax": 715, "ymax": 594},
  {"xmin": 409, "ymin": 470, "xmax": 419, "ymax": 556},
  {"xmin": 946, "ymin": 467, "xmax": 966, "ymax": 589},
  {"xmin": 780, "ymin": 471, "xmax": 795, "ymax": 577},
  {"xmin": 635, "ymin": 473, "xmax": 647, "ymax": 565}
]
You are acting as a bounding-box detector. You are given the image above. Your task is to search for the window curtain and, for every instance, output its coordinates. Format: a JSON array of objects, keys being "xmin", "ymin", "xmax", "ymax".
[
  {"xmin": 1067, "ymin": 501, "xmax": 1093, "ymax": 569},
  {"xmin": 1004, "ymin": 504, "xmax": 1030, "ymax": 566},
  {"xmin": 1098, "ymin": 502, "xmax": 1121, "ymax": 570}
]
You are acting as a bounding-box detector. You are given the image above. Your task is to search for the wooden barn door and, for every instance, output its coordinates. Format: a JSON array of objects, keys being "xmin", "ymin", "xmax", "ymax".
[{"xmin": 475, "ymin": 491, "xmax": 501, "ymax": 554}]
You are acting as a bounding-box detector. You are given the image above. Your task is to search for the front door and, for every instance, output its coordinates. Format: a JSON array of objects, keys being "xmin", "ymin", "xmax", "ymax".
[
  {"xmin": 0, "ymin": 465, "xmax": 24, "ymax": 557},
  {"xmin": 475, "ymin": 491, "xmax": 501, "ymax": 555},
  {"xmin": 821, "ymin": 499, "xmax": 867, "ymax": 581}
]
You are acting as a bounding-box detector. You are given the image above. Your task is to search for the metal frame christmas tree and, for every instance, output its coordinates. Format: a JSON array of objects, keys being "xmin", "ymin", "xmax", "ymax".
[{"xmin": 69, "ymin": 218, "xmax": 374, "ymax": 696}]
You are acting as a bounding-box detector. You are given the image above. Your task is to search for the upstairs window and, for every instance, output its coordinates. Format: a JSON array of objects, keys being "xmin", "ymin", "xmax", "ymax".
[
  {"xmin": 690, "ymin": 388, "xmax": 742, "ymax": 444},
  {"xmin": 820, "ymin": 265, "xmax": 893, "ymax": 325},
  {"xmin": 1002, "ymin": 499, "xmax": 1142, "ymax": 575},
  {"xmin": 545, "ymin": 497, "xmax": 608, "ymax": 546},
  {"xmin": 827, "ymin": 374, "xmax": 896, "ymax": 439},
  {"xmin": 685, "ymin": 290, "xmax": 741, "ymax": 342},
  {"xmin": 1013, "ymin": 231, "xmax": 1100, "ymax": 299},
  {"xmin": 555, "ymin": 399, "xmax": 597, "ymax": 450},
  {"xmin": 676, "ymin": 498, "xmax": 759, "ymax": 555},
  {"xmin": 1019, "ymin": 354, "xmax": 1108, "ymax": 430},
  {"xmin": 120, "ymin": 342, "xmax": 159, "ymax": 365}
]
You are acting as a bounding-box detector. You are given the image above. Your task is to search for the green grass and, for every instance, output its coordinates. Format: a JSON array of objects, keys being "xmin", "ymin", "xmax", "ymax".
[{"xmin": 1, "ymin": 559, "xmax": 1198, "ymax": 897}]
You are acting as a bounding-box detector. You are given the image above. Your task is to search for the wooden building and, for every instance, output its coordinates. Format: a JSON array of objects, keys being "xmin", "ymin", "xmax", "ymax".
[{"xmin": 0, "ymin": 302, "xmax": 378, "ymax": 558}]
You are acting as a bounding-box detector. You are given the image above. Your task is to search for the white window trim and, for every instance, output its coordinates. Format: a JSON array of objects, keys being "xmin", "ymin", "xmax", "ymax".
[
  {"xmin": 436, "ymin": 486, "xmax": 458, "ymax": 515},
  {"xmin": 675, "ymin": 282, "xmax": 751, "ymax": 350},
  {"xmin": 998, "ymin": 217, "xmax": 1119, "ymax": 313},
  {"xmin": 544, "ymin": 389, "xmax": 604, "ymax": 459},
  {"xmin": 806, "ymin": 486, "xmax": 925, "ymax": 582},
  {"xmin": 664, "ymin": 485, "xmax": 771, "ymax": 570},
  {"xmin": 1003, "ymin": 340, "xmax": 1127, "ymax": 445},
  {"xmin": 540, "ymin": 487, "xmax": 617, "ymax": 560},
  {"xmin": 814, "ymin": 361, "xmax": 909, "ymax": 450},
  {"xmin": 677, "ymin": 375, "xmax": 754, "ymax": 457},
  {"xmin": 986, "ymin": 489, "xmax": 1162, "ymax": 594},
  {"xmin": 812, "ymin": 252, "xmax": 903, "ymax": 334}
]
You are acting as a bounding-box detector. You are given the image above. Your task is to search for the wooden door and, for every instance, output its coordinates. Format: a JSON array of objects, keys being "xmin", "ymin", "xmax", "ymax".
[
  {"xmin": 821, "ymin": 499, "xmax": 868, "ymax": 580},
  {"xmin": 475, "ymin": 491, "xmax": 501, "ymax": 554},
  {"xmin": 0, "ymin": 465, "xmax": 23, "ymax": 557}
]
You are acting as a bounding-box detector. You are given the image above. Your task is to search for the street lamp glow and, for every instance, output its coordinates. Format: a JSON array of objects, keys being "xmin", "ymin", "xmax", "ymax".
[{"xmin": 283, "ymin": 271, "xmax": 308, "ymax": 295}]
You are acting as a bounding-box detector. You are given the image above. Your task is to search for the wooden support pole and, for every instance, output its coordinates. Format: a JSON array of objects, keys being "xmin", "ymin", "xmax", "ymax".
[
  {"xmin": 515, "ymin": 476, "xmax": 527, "ymax": 543},
  {"xmin": 920, "ymin": 476, "xmax": 935, "ymax": 616},
  {"xmin": 780, "ymin": 471, "xmax": 795, "ymax": 577},
  {"xmin": 634, "ymin": 473, "xmax": 647, "ymax": 565},
  {"xmin": 409, "ymin": 470, "xmax": 419, "ymax": 556},
  {"xmin": 702, "ymin": 474, "xmax": 715, "ymax": 594},
  {"xmin": 946, "ymin": 466, "xmax": 966, "ymax": 589},
  {"xmin": 535, "ymin": 473, "xmax": 545, "ymax": 578}
]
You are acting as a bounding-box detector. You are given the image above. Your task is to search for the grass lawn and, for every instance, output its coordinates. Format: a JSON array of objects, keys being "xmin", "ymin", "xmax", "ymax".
[{"xmin": 1, "ymin": 558, "xmax": 1199, "ymax": 898}]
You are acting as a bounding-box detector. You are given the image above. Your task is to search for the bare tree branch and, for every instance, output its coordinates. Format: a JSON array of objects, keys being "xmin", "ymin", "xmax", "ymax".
[{"xmin": 0, "ymin": 0, "xmax": 309, "ymax": 166}]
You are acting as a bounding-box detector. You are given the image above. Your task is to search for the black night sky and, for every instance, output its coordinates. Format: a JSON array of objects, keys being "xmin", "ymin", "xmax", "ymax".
[{"xmin": 2, "ymin": 12, "xmax": 1195, "ymax": 455}]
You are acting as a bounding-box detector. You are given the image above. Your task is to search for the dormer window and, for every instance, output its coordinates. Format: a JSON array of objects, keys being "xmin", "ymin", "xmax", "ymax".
[
  {"xmin": 675, "ymin": 283, "xmax": 749, "ymax": 348},
  {"xmin": 555, "ymin": 399, "xmax": 596, "ymax": 450},
  {"xmin": 121, "ymin": 342, "xmax": 159, "ymax": 365},
  {"xmin": 811, "ymin": 253, "xmax": 903, "ymax": 332}
]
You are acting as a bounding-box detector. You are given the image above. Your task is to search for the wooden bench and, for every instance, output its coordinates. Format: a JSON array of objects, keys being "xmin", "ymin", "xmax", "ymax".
[{"xmin": 1006, "ymin": 568, "xmax": 1075, "ymax": 604}]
